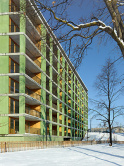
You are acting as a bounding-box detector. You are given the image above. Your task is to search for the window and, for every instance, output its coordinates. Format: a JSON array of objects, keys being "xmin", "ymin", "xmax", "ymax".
[
  {"xmin": 10, "ymin": 79, "xmax": 19, "ymax": 94},
  {"xmin": 15, "ymin": 119, "xmax": 19, "ymax": 133},
  {"xmin": 9, "ymin": 39, "xmax": 19, "ymax": 53},
  {"xmin": 15, "ymin": 100, "xmax": 19, "ymax": 113},
  {"xmin": 10, "ymin": 79, "xmax": 14, "ymax": 93},
  {"xmin": 10, "ymin": 98, "xmax": 19, "ymax": 114},
  {"xmin": 10, "ymin": 118, "xmax": 14, "ymax": 129},
  {"xmin": 10, "ymin": 59, "xmax": 19, "ymax": 73},
  {"xmin": 10, "ymin": 118, "xmax": 19, "ymax": 134},
  {"xmin": 15, "ymin": 82, "xmax": 19, "ymax": 93},
  {"xmin": 10, "ymin": 99, "xmax": 14, "ymax": 114},
  {"xmin": 9, "ymin": 1, "xmax": 19, "ymax": 12}
]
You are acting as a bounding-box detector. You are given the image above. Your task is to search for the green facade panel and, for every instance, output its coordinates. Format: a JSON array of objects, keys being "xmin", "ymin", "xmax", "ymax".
[
  {"xmin": 0, "ymin": 96, "xmax": 9, "ymax": 134},
  {"xmin": 41, "ymin": 24, "xmax": 47, "ymax": 140},
  {"xmin": 0, "ymin": 0, "xmax": 9, "ymax": 13}
]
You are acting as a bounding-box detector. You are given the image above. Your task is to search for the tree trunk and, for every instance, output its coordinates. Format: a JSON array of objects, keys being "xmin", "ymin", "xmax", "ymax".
[{"xmin": 109, "ymin": 124, "xmax": 112, "ymax": 146}]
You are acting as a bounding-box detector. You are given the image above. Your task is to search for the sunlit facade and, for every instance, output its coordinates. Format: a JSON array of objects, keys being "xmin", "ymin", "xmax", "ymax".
[{"xmin": 0, "ymin": 0, "xmax": 88, "ymax": 141}]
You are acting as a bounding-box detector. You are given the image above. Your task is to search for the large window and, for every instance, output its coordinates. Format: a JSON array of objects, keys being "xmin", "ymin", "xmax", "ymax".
[
  {"xmin": 10, "ymin": 118, "xmax": 19, "ymax": 134},
  {"xmin": 10, "ymin": 98, "xmax": 19, "ymax": 114},
  {"xmin": 10, "ymin": 78, "xmax": 19, "ymax": 93},
  {"xmin": 10, "ymin": 59, "xmax": 19, "ymax": 73},
  {"xmin": 9, "ymin": 19, "xmax": 19, "ymax": 33},
  {"xmin": 9, "ymin": 38, "xmax": 19, "ymax": 53},
  {"xmin": 9, "ymin": 0, "xmax": 19, "ymax": 12}
]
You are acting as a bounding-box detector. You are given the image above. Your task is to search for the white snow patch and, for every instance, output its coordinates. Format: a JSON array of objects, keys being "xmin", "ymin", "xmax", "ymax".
[
  {"xmin": 83, "ymin": 132, "xmax": 124, "ymax": 141},
  {"xmin": 0, "ymin": 144, "xmax": 124, "ymax": 166}
]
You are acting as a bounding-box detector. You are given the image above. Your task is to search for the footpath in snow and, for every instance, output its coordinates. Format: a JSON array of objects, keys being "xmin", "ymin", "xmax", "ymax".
[{"xmin": 0, "ymin": 144, "xmax": 124, "ymax": 166}]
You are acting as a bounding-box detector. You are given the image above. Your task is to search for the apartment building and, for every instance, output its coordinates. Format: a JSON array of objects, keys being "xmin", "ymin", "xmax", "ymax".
[{"xmin": 0, "ymin": 0, "xmax": 88, "ymax": 141}]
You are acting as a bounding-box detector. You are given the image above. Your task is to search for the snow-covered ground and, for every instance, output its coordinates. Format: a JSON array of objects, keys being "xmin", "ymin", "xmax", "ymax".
[
  {"xmin": 0, "ymin": 144, "xmax": 124, "ymax": 166},
  {"xmin": 83, "ymin": 132, "xmax": 124, "ymax": 141}
]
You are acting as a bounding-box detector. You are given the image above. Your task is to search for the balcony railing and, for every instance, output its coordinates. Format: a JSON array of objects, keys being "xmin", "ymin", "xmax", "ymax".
[
  {"xmin": 25, "ymin": 106, "xmax": 41, "ymax": 118},
  {"xmin": 26, "ymin": 48, "xmax": 41, "ymax": 68},
  {"xmin": 9, "ymin": 65, "xmax": 41, "ymax": 85},
  {"xmin": 26, "ymin": 29, "xmax": 41, "ymax": 51},
  {"xmin": 26, "ymin": 68, "xmax": 41, "ymax": 85},
  {"xmin": 9, "ymin": 127, "xmax": 19, "ymax": 134},
  {"xmin": 10, "ymin": 86, "xmax": 41, "ymax": 102},
  {"xmin": 52, "ymin": 129, "xmax": 57, "ymax": 136},
  {"xmin": 59, "ymin": 119, "xmax": 62, "ymax": 124},
  {"xmin": 52, "ymin": 117, "xmax": 57, "ymax": 123},
  {"xmin": 52, "ymin": 103, "xmax": 57, "ymax": 110},
  {"xmin": 25, "ymin": 126, "xmax": 41, "ymax": 135},
  {"xmin": 25, "ymin": 87, "xmax": 41, "ymax": 101},
  {"xmin": 59, "ymin": 131, "xmax": 62, "ymax": 136}
]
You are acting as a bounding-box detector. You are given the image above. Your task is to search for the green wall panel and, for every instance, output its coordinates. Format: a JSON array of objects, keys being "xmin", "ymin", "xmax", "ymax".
[
  {"xmin": 41, "ymin": 24, "xmax": 46, "ymax": 140},
  {"xmin": 0, "ymin": 0, "xmax": 9, "ymax": 13},
  {"xmin": 0, "ymin": 96, "xmax": 9, "ymax": 134},
  {"xmin": 19, "ymin": 0, "xmax": 26, "ymax": 135},
  {"xmin": 49, "ymin": 37, "xmax": 53, "ymax": 138}
]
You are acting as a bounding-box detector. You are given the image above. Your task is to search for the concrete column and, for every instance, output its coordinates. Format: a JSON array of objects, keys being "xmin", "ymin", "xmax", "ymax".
[
  {"xmin": 80, "ymin": 87, "xmax": 83, "ymax": 138},
  {"xmin": 62, "ymin": 57, "xmax": 65, "ymax": 137},
  {"xmin": 41, "ymin": 24, "xmax": 46, "ymax": 140},
  {"xmin": 71, "ymin": 72, "xmax": 73, "ymax": 138},
  {"xmin": 57, "ymin": 49, "xmax": 60, "ymax": 137},
  {"xmin": 66, "ymin": 64, "xmax": 68, "ymax": 136},
  {"xmin": 73, "ymin": 75, "xmax": 76, "ymax": 139},
  {"xmin": 49, "ymin": 37, "xmax": 53, "ymax": 139},
  {"xmin": 76, "ymin": 80, "xmax": 79, "ymax": 137},
  {"xmin": 0, "ymin": 0, "xmax": 9, "ymax": 134},
  {"xmin": 19, "ymin": 0, "xmax": 26, "ymax": 134}
]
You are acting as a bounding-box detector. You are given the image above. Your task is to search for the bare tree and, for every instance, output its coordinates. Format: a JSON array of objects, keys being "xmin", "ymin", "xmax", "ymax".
[
  {"xmin": 90, "ymin": 58, "xmax": 124, "ymax": 146},
  {"xmin": 30, "ymin": 0, "xmax": 124, "ymax": 67}
]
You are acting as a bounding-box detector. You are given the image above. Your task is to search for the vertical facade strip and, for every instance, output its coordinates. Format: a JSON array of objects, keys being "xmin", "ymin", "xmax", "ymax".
[
  {"xmin": 62, "ymin": 57, "xmax": 65, "ymax": 136},
  {"xmin": 41, "ymin": 24, "xmax": 46, "ymax": 140},
  {"xmin": 0, "ymin": 0, "xmax": 9, "ymax": 135},
  {"xmin": 49, "ymin": 37, "xmax": 53, "ymax": 140},
  {"xmin": 73, "ymin": 75, "xmax": 76, "ymax": 139},
  {"xmin": 57, "ymin": 50, "xmax": 60, "ymax": 137},
  {"xmin": 19, "ymin": 0, "xmax": 26, "ymax": 134},
  {"xmin": 66, "ymin": 64, "xmax": 68, "ymax": 137}
]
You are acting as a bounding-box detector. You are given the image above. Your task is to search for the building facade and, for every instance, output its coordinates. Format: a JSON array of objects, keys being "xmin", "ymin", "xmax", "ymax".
[{"xmin": 0, "ymin": 0, "xmax": 88, "ymax": 141}]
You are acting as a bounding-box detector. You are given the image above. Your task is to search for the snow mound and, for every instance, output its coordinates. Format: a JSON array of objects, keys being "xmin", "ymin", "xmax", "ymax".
[{"xmin": 83, "ymin": 132, "xmax": 124, "ymax": 141}]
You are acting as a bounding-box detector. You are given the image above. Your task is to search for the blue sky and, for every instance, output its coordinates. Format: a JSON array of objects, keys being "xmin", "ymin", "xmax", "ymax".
[
  {"xmin": 43, "ymin": 0, "xmax": 124, "ymax": 129},
  {"xmin": 62, "ymin": 0, "xmax": 124, "ymax": 128},
  {"xmin": 78, "ymin": 38, "xmax": 124, "ymax": 128}
]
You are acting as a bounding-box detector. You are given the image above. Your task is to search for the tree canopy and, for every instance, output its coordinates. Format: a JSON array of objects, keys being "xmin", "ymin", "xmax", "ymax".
[
  {"xmin": 34, "ymin": 0, "xmax": 124, "ymax": 67},
  {"xmin": 90, "ymin": 58, "xmax": 124, "ymax": 145}
]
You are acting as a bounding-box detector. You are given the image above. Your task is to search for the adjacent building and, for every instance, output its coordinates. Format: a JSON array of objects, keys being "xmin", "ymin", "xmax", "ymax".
[{"xmin": 0, "ymin": 0, "xmax": 88, "ymax": 141}]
